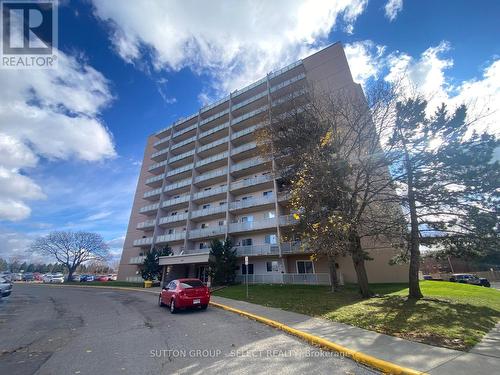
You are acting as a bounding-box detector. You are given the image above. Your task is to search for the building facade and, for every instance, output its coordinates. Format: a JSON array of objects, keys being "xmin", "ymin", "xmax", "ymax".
[{"xmin": 117, "ymin": 43, "xmax": 409, "ymax": 285}]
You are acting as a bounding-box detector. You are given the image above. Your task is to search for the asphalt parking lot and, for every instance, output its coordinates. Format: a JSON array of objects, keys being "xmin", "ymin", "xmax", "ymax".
[{"xmin": 0, "ymin": 284, "xmax": 377, "ymax": 375}]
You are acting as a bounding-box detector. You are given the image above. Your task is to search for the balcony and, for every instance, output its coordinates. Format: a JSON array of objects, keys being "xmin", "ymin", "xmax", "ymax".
[
  {"xmin": 232, "ymin": 105, "xmax": 268, "ymax": 127},
  {"xmin": 143, "ymin": 187, "xmax": 162, "ymax": 200},
  {"xmin": 156, "ymin": 232, "xmax": 186, "ymax": 243},
  {"xmin": 229, "ymin": 196, "xmax": 275, "ymax": 211},
  {"xmin": 194, "ymin": 168, "xmax": 227, "ymax": 184},
  {"xmin": 232, "ymin": 76, "xmax": 267, "ymax": 99},
  {"xmin": 161, "ymin": 195, "xmax": 190, "ymax": 208},
  {"xmin": 231, "ymin": 122, "xmax": 265, "ymax": 142},
  {"xmin": 234, "ymin": 244, "xmax": 279, "ymax": 256},
  {"xmin": 192, "ymin": 185, "xmax": 227, "ymax": 201},
  {"xmin": 137, "ymin": 219, "xmax": 155, "ymax": 230},
  {"xmin": 198, "ymin": 121, "xmax": 229, "ymax": 142},
  {"xmin": 191, "ymin": 205, "xmax": 227, "ymax": 220},
  {"xmin": 232, "ymin": 90, "xmax": 268, "ymax": 112},
  {"xmin": 200, "ymin": 95, "xmax": 229, "ymax": 114},
  {"xmin": 228, "ymin": 218, "xmax": 277, "ymax": 233},
  {"xmin": 270, "ymin": 72, "xmax": 306, "ymax": 93},
  {"xmin": 230, "ymin": 141, "xmax": 257, "ymax": 159},
  {"xmin": 133, "ymin": 237, "xmax": 153, "ymax": 247},
  {"xmin": 129, "ymin": 256, "xmax": 146, "ymax": 265},
  {"xmin": 163, "ymin": 178, "xmax": 192, "ymax": 192},
  {"xmin": 151, "ymin": 147, "xmax": 169, "ymax": 162},
  {"xmin": 166, "ymin": 163, "xmax": 193, "ymax": 179},
  {"xmin": 145, "ymin": 174, "xmax": 164, "ymax": 187},
  {"xmin": 159, "ymin": 212, "xmax": 189, "ymax": 225},
  {"xmin": 148, "ymin": 159, "xmax": 168, "ymax": 173},
  {"xmin": 170, "ymin": 135, "xmax": 196, "ymax": 153},
  {"xmin": 139, "ymin": 202, "xmax": 159, "ymax": 214},
  {"xmin": 197, "ymin": 136, "xmax": 228, "ymax": 155},
  {"xmin": 188, "ymin": 226, "xmax": 226, "ymax": 239},
  {"xmin": 169, "ymin": 149, "xmax": 195, "ymax": 165},
  {"xmin": 271, "ymin": 88, "xmax": 307, "ymax": 108},
  {"xmin": 230, "ymin": 156, "xmax": 271, "ymax": 175},
  {"xmin": 200, "ymin": 108, "xmax": 229, "ymax": 127},
  {"xmin": 268, "ymin": 60, "xmax": 303, "ymax": 80},
  {"xmin": 195, "ymin": 151, "xmax": 228, "ymax": 170},
  {"xmin": 153, "ymin": 135, "xmax": 170, "ymax": 148},
  {"xmin": 235, "ymin": 273, "xmax": 330, "ymax": 285},
  {"xmin": 230, "ymin": 174, "xmax": 274, "ymax": 192},
  {"xmin": 172, "ymin": 123, "xmax": 197, "ymax": 140}
]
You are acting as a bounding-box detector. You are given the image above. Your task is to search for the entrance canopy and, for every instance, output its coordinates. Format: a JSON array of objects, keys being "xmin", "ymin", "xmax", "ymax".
[{"xmin": 159, "ymin": 253, "xmax": 211, "ymax": 266}]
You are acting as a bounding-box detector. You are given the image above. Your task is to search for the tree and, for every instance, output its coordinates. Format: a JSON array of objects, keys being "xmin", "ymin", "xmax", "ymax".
[
  {"xmin": 387, "ymin": 97, "xmax": 499, "ymax": 298},
  {"xmin": 208, "ymin": 238, "xmax": 238, "ymax": 285},
  {"xmin": 0, "ymin": 258, "xmax": 8, "ymax": 272},
  {"xmin": 260, "ymin": 82, "xmax": 405, "ymax": 297},
  {"xmin": 141, "ymin": 246, "xmax": 172, "ymax": 281},
  {"xmin": 30, "ymin": 231, "xmax": 109, "ymax": 281}
]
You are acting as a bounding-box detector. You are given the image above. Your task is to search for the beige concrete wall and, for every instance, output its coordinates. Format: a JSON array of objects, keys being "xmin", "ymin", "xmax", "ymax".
[{"xmin": 117, "ymin": 135, "xmax": 159, "ymax": 281}]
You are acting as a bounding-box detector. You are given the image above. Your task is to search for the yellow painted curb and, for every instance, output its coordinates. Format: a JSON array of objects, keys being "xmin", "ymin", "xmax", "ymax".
[
  {"xmin": 210, "ymin": 301, "xmax": 427, "ymax": 375},
  {"xmin": 28, "ymin": 283, "xmax": 159, "ymax": 295}
]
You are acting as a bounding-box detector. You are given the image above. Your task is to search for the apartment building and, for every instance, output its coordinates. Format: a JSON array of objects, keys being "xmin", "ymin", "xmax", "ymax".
[{"xmin": 117, "ymin": 43, "xmax": 408, "ymax": 285}]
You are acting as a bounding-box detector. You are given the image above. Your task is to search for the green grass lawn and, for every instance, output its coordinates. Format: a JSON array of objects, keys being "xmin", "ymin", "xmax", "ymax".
[
  {"xmin": 64, "ymin": 281, "xmax": 144, "ymax": 288},
  {"xmin": 213, "ymin": 281, "xmax": 500, "ymax": 350}
]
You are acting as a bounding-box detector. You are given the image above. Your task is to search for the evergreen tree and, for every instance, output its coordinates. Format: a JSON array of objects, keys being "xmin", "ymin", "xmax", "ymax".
[
  {"xmin": 141, "ymin": 245, "xmax": 172, "ymax": 281},
  {"xmin": 208, "ymin": 238, "xmax": 238, "ymax": 285}
]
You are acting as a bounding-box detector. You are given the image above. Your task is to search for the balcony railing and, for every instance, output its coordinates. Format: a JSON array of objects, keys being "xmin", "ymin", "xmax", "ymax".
[
  {"xmin": 229, "ymin": 196, "xmax": 275, "ymax": 210},
  {"xmin": 194, "ymin": 168, "xmax": 227, "ymax": 184},
  {"xmin": 234, "ymin": 244, "xmax": 279, "ymax": 256},
  {"xmin": 159, "ymin": 212, "xmax": 189, "ymax": 225},
  {"xmin": 148, "ymin": 159, "xmax": 168, "ymax": 172},
  {"xmin": 200, "ymin": 108, "xmax": 229, "ymax": 127},
  {"xmin": 191, "ymin": 205, "xmax": 226, "ymax": 219},
  {"xmin": 271, "ymin": 88, "xmax": 307, "ymax": 108},
  {"xmin": 197, "ymin": 136, "xmax": 228, "ymax": 153},
  {"xmin": 161, "ymin": 195, "xmax": 190, "ymax": 208},
  {"xmin": 231, "ymin": 156, "xmax": 270, "ymax": 173},
  {"xmin": 156, "ymin": 232, "xmax": 186, "ymax": 243},
  {"xmin": 166, "ymin": 163, "xmax": 193, "ymax": 178},
  {"xmin": 129, "ymin": 256, "xmax": 146, "ymax": 265},
  {"xmin": 270, "ymin": 72, "xmax": 306, "ymax": 93},
  {"xmin": 133, "ymin": 237, "xmax": 153, "ymax": 246},
  {"xmin": 192, "ymin": 185, "xmax": 227, "ymax": 200},
  {"xmin": 228, "ymin": 218, "xmax": 277, "ymax": 233},
  {"xmin": 230, "ymin": 122, "xmax": 265, "ymax": 140},
  {"xmin": 180, "ymin": 248, "xmax": 211, "ymax": 255},
  {"xmin": 172, "ymin": 123, "xmax": 197, "ymax": 139},
  {"xmin": 169, "ymin": 149, "xmax": 195, "ymax": 164},
  {"xmin": 170, "ymin": 135, "xmax": 196, "ymax": 151},
  {"xmin": 235, "ymin": 273, "xmax": 330, "ymax": 285},
  {"xmin": 188, "ymin": 226, "xmax": 226, "ymax": 239},
  {"xmin": 143, "ymin": 187, "xmax": 162, "ymax": 199},
  {"xmin": 163, "ymin": 178, "xmax": 192, "ymax": 192},
  {"xmin": 139, "ymin": 202, "xmax": 159, "ymax": 214},
  {"xmin": 230, "ymin": 174, "xmax": 273, "ymax": 191},
  {"xmin": 200, "ymin": 95, "xmax": 229, "ymax": 114},
  {"xmin": 232, "ymin": 105, "xmax": 268, "ymax": 126},
  {"xmin": 151, "ymin": 147, "xmax": 169, "ymax": 160},
  {"xmin": 153, "ymin": 135, "xmax": 170, "ymax": 148},
  {"xmin": 198, "ymin": 121, "xmax": 229, "ymax": 139},
  {"xmin": 279, "ymin": 214, "xmax": 299, "ymax": 226},
  {"xmin": 231, "ymin": 141, "xmax": 257, "ymax": 156},
  {"xmin": 145, "ymin": 174, "xmax": 164, "ymax": 185},
  {"xmin": 137, "ymin": 220, "xmax": 155, "ymax": 229},
  {"xmin": 195, "ymin": 151, "xmax": 228, "ymax": 168},
  {"xmin": 232, "ymin": 76, "xmax": 267, "ymax": 99},
  {"xmin": 268, "ymin": 60, "xmax": 303, "ymax": 80},
  {"xmin": 232, "ymin": 90, "xmax": 268, "ymax": 111}
]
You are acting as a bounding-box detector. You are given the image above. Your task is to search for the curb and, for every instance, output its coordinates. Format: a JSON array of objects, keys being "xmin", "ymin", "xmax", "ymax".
[
  {"xmin": 210, "ymin": 301, "xmax": 427, "ymax": 375},
  {"xmin": 29, "ymin": 284, "xmax": 426, "ymax": 374}
]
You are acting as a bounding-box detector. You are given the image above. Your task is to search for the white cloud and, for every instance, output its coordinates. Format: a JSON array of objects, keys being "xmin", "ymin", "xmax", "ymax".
[
  {"xmin": 384, "ymin": 0, "xmax": 403, "ymax": 21},
  {"xmin": 92, "ymin": 0, "xmax": 368, "ymax": 97},
  {"xmin": 344, "ymin": 40, "xmax": 386, "ymax": 84},
  {"xmin": 0, "ymin": 51, "xmax": 116, "ymax": 221}
]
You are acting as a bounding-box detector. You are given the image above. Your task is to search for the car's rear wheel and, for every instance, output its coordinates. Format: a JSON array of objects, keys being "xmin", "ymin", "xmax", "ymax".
[
  {"xmin": 170, "ymin": 298, "xmax": 176, "ymax": 314},
  {"xmin": 158, "ymin": 295, "xmax": 165, "ymax": 307}
]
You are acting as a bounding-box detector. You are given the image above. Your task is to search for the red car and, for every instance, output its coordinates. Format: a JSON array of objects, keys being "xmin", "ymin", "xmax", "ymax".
[
  {"xmin": 96, "ymin": 275, "xmax": 109, "ymax": 281},
  {"xmin": 158, "ymin": 278, "xmax": 210, "ymax": 313}
]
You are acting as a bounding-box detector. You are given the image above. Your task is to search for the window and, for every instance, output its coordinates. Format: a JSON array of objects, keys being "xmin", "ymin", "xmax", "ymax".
[
  {"xmin": 242, "ymin": 195, "xmax": 253, "ymax": 201},
  {"xmin": 297, "ymin": 260, "xmax": 314, "ymax": 274},
  {"xmin": 265, "ymin": 234, "xmax": 277, "ymax": 244},
  {"xmin": 263, "ymin": 190, "xmax": 273, "ymax": 197},
  {"xmin": 202, "ymin": 204, "xmax": 211, "ymax": 209},
  {"xmin": 201, "ymin": 223, "xmax": 208, "ymax": 229},
  {"xmin": 171, "ymin": 211, "xmax": 177, "ymax": 216},
  {"xmin": 241, "ymin": 216, "xmax": 253, "ymax": 223},
  {"xmin": 219, "ymin": 201, "xmax": 227, "ymax": 206},
  {"xmin": 267, "ymin": 211, "xmax": 275, "ymax": 219},
  {"xmin": 241, "ymin": 264, "xmax": 254, "ymax": 275},
  {"xmin": 184, "ymin": 209, "xmax": 188, "ymax": 213},
  {"xmin": 204, "ymin": 187, "xmax": 212, "ymax": 191},
  {"xmin": 168, "ymin": 229, "xmax": 174, "ymax": 234},
  {"xmin": 199, "ymin": 242, "xmax": 207, "ymax": 249},
  {"xmin": 167, "ymin": 281, "xmax": 176, "ymax": 290},
  {"xmin": 218, "ymin": 220, "xmax": 226, "ymax": 226},
  {"xmin": 241, "ymin": 238, "xmax": 253, "ymax": 246},
  {"xmin": 266, "ymin": 261, "xmax": 279, "ymax": 272},
  {"xmin": 173, "ymin": 195, "xmax": 180, "ymax": 199}
]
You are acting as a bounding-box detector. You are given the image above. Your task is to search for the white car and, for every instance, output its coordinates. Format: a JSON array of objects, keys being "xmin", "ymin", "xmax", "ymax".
[
  {"xmin": 51, "ymin": 274, "xmax": 65, "ymax": 283},
  {"xmin": 0, "ymin": 276, "xmax": 13, "ymax": 298}
]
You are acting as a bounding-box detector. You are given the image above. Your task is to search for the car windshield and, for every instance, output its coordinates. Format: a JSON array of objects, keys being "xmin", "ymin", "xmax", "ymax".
[{"xmin": 180, "ymin": 280, "xmax": 204, "ymax": 288}]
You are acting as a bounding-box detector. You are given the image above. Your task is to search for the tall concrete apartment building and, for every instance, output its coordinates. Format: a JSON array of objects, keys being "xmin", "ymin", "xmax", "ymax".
[{"xmin": 117, "ymin": 43, "xmax": 408, "ymax": 285}]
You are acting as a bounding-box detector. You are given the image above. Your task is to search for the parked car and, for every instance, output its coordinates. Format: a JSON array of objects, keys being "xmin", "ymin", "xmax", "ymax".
[
  {"xmin": 51, "ymin": 274, "xmax": 64, "ymax": 284},
  {"xmin": 449, "ymin": 273, "xmax": 490, "ymax": 287},
  {"xmin": 11, "ymin": 273, "xmax": 23, "ymax": 281},
  {"xmin": 108, "ymin": 274, "xmax": 117, "ymax": 281},
  {"xmin": 33, "ymin": 273, "xmax": 43, "ymax": 282},
  {"xmin": 22, "ymin": 273, "xmax": 34, "ymax": 282},
  {"xmin": 95, "ymin": 275, "xmax": 109, "ymax": 282},
  {"xmin": 159, "ymin": 278, "xmax": 210, "ymax": 313},
  {"xmin": 0, "ymin": 276, "xmax": 13, "ymax": 298},
  {"xmin": 42, "ymin": 274, "xmax": 53, "ymax": 283}
]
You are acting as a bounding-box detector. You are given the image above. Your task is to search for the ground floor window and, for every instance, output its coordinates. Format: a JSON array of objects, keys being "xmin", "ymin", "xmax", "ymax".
[
  {"xmin": 266, "ymin": 261, "xmax": 279, "ymax": 272},
  {"xmin": 296, "ymin": 260, "xmax": 314, "ymax": 274},
  {"xmin": 241, "ymin": 264, "xmax": 254, "ymax": 275}
]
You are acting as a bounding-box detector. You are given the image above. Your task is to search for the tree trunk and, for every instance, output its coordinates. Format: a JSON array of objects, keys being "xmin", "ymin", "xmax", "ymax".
[
  {"xmin": 407, "ymin": 185, "xmax": 423, "ymax": 299},
  {"xmin": 350, "ymin": 232, "xmax": 372, "ymax": 298},
  {"xmin": 327, "ymin": 255, "xmax": 340, "ymax": 292},
  {"xmin": 67, "ymin": 267, "xmax": 75, "ymax": 282}
]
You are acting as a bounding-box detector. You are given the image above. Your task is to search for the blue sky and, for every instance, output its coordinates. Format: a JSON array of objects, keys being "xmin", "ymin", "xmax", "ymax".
[{"xmin": 1, "ymin": 0, "xmax": 499, "ymax": 263}]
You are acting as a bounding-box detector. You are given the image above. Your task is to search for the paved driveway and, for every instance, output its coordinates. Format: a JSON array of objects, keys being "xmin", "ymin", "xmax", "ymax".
[{"xmin": 0, "ymin": 284, "xmax": 376, "ymax": 375}]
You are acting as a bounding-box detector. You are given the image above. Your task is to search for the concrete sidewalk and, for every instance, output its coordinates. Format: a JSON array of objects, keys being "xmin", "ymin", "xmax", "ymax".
[{"xmin": 212, "ymin": 296, "xmax": 500, "ymax": 374}]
